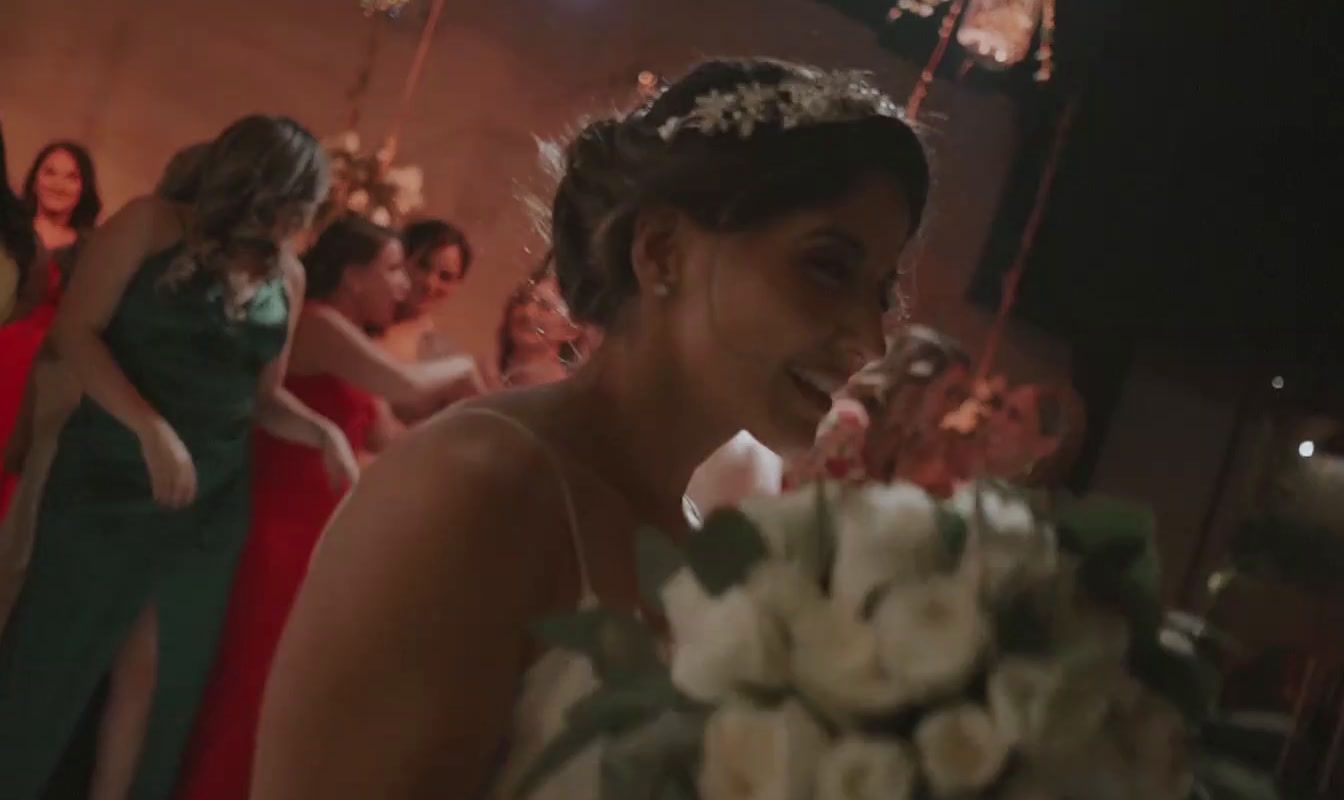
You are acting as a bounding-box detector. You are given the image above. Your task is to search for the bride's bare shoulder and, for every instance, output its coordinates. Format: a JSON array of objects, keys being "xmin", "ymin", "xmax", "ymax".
[{"xmin": 317, "ymin": 399, "xmax": 559, "ymax": 558}]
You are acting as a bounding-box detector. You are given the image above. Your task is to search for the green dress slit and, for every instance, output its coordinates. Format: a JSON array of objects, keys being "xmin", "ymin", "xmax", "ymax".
[{"xmin": 0, "ymin": 244, "xmax": 289, "ymax": 800}]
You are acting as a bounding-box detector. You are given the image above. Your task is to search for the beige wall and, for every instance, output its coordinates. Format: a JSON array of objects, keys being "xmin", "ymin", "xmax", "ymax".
[{"xmin": 0, "ymin": 0, "xmax": 1066, "ymax": 377}]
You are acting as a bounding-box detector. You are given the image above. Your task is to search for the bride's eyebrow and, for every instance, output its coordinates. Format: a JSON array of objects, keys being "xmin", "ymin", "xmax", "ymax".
[{"xmin": 801, "ymin": 227, "xmax": 865, "ymax": 258}]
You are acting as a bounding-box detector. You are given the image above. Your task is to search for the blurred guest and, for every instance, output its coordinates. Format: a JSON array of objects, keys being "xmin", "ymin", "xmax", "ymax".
[
  {"xmin": 175, "ymin": 215, "xmax": 479, "ymax": 800},
  {"xmin": 379, "ymin": 218, "xmax": 472, "ymax": 363},
  {"xmin": 494, "ymin": 267, "xmax": 585, "ymax": 388},
  {"xmin": 22, "ymin": 140, "xmax": 101, "ymax": 277},
  {"xmin": 0, "ymin": 116, "xmax": 352, "ymax": 800},
  {"xmin": 2, "ymin": 141, "xmax": 208, "ymax": 633},
  {"xmin": 0, "ymin": 124, "xmax": 52, "ymax": 517}
]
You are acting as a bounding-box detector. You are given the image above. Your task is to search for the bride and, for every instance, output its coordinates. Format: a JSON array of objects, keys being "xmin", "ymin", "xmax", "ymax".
[{"xmin": 252, "ymin": 57, "xmax": 930, "ymax": 798}]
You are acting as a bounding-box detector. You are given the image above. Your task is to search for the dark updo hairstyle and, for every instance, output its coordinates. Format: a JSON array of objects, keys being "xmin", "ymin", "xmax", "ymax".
[
  {"xmin": 402, "ymin": 218, "xmax": 474, "ymax": 280},
  {"xmin": 22, "ymin": 140, "xmax": 102, "ymax": 230},
  {"xmin": 0, "ymin": 123, "xmax": 38, "ymax": 288},
  {"xmin": 545, "ymin": 58, "xmax": 930, "ymax": 327},
  {"xmin": 303, "ymin": 214, "xmax": 397, "ymax": 300}
]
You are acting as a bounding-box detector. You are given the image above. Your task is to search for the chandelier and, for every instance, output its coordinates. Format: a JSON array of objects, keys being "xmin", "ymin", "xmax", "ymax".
[
  {"xmin": 889, "ymin": 0, "xmax": 1056, "ymax": 83},
  {"xmin": 958, "ymin": 0, "xmax": 1042, "ymax": 70}
]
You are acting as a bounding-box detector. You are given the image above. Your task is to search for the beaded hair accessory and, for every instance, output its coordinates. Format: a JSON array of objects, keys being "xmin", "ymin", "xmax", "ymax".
[{"xmin": 653, "ymin": 69, "xmax": 904, "ymax": 142}]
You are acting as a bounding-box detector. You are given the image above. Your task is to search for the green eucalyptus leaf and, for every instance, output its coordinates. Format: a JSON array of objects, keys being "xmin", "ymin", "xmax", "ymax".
[
  {"xmin": 516, "ymin": 673, "xmax": 686, "ymax": 799},
  {"xmin": 935, "ymin": 505, "xmax": 969, "ymax": 560},
  {"xmin": 1055, "ymin": 496, "xmax": 1161, "ymax": 596},
  {"xmin": 599, "ymin": 710, "xmax": 706, "ymax": 800},
  {"xmin": 532, "ymin": 608, "xmax": 662, "ymax": 681},
  {"xmin": 684, "ymin": 508, "xmax": 769, "ymax": 596},
  {"xmin": 636, "ymin": 527, "xmax": 686, "ymax": 615}
]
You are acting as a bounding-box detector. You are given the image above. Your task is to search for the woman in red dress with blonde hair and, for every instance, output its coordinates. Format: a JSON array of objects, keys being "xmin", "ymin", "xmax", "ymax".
[{"xmin": 174, "ymin": 215, "xmax": 482, "ymax": 800}]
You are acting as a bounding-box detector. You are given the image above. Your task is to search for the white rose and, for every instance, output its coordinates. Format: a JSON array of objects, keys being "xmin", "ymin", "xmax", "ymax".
[
  {"xmin": 791, "ymin": 599, "xmax": 912, "ymax": 721},
  {"xmin": 739, "ymin": 485, "xmax": 838, "ymax": 580},
  {"xmin": 1054, "ymin": 602, "xmax": 1133, "ymax": 663},
  {"xmin": 950, "ymin": 484, "xmax": 1035, "ymax": 536},
  {"xmin": 700, "ymin": 701, "xmax": 827, "ymax": 800},
  {"xmin": 987, "ymin": 656, "xmax": 1116, "ymax": 755},
  {"xmin": 873, "ymin": 574, "xmax": 988, "ymax": 699},
  {"xmin": 914, "ymin": 703, "xmax": 1011, "ymax": 797},
  {"xmin": 1023, "ymin": 735, "xmax": 1138, "ymax": 800},
  {"xmin": 949, "ymin": 484, "xmax": 1056, "ymax": 598},
  {"xmin": 815, "ymin": 737, "xmax": 917, "ymax": 800},
  {"xmin": 662, "ymin": 564, "xmax": 806, "ymax": 703},
  {"xmin": 1115, "ymin": 689, "xmax": 1193, "ymax": 800},
  {"xmin": 830, "ymin": 483, "xmax": 944, "ymax": 617}
]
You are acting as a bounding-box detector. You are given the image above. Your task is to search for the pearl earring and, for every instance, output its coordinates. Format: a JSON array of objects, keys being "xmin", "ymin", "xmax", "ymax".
[{"xmin": 653, "ymin": 282, "xmax": 671, "ymax": 298}]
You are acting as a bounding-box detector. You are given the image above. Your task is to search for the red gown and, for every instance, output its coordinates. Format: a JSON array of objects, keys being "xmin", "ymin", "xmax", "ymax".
[
  {"xmin": 0, "ymin": 262, "xmax": 63, "ymax": 517},
  {"xmin": 174, "ymin": 371, "xmax": 376, "ymax": 800}
]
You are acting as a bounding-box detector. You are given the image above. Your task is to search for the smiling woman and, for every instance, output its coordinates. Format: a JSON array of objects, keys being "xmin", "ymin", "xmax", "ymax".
[
  {"xmin": 22, "ymin": 140, "xmax": 101, "ymax": 274},
  {"xmin": 253, "ymin": 58, "xmax": 930, "ymax": 800}
]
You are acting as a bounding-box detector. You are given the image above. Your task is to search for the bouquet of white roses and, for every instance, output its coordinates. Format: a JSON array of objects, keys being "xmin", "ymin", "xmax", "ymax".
[{"xmin": 518, "ymin": 480, "xmax": 1272, "ymax": 799}]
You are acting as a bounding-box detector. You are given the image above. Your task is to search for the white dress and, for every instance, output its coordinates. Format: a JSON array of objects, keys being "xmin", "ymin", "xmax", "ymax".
[
  {"xmin": 470, "ymin": 408, "xmax": 700, "ymax": 799},
  {"xmin": 462, "ymin": 409, "xmax": 608, "ymax": 799}
]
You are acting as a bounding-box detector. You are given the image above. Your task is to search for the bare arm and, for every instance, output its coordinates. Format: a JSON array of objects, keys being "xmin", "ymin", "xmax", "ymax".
[
  {"xmin": 48, "ymin": 198, "xmax": 172, "ymax": 437},
  {"xmin": 364, "ymin": 397, "xmax": 407, "ymax": 454},
  {"xmin": 253, "ymin": 418, "xmax": 554, "ymax": 798},
  {"xmin": 290, "ymin": 306, "xmax": 481, "ymax": 409},
  {"xmin": 253, "ymin": 259, "xmax": 336, "ymax": 448}
]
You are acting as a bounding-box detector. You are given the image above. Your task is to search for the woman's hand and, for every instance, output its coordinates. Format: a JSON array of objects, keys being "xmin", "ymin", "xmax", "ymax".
[
  {"xmin": 137, "ymin": 416, "xmax": 197, "ymax": 508},
  {"xmin": 320, "ymin": 423, "xmax": 360, "ymax": 492},
  {"xmin": 435, "ymin": 355, "xmax": 486, "ymax": 404}
]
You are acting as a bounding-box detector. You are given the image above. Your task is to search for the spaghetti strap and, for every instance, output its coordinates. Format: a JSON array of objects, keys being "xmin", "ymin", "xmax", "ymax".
[{"xmin": 451, "ymin": 407, "xmax": 595, "ymax": 602}]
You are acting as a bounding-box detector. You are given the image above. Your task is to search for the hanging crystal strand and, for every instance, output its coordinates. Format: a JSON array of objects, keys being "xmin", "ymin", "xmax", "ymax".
[
  {"xmin": 903, "ymin": 0, "xmax": 969, "ymax": 120},
  {"xmin": 1035, "ymin": 0, "xmax": 1056, "ymax": 81},
  {"xmin": 888, "ymin": 0, "xmax": 951, "ymax": 21}
]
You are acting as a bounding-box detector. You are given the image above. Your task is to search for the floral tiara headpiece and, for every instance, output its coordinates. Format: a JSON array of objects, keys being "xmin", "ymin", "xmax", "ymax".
[{"xmin": 651, "ymin": 69, "xmax": 904, "ymax": 142}]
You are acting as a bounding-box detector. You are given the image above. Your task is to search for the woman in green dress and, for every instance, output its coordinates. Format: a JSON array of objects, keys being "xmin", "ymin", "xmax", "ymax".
[{"xmin": 0, "ymin": 115, "xmax": 359, "ymax": 800}]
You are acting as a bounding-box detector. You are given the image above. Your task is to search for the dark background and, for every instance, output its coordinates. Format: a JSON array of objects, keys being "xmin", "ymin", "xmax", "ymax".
[{"xmin": 822, "ymin": 0, "xmax": 1342, "ymax": 480}]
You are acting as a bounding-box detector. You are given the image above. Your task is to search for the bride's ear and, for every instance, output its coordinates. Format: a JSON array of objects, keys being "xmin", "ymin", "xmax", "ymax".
[{"xmin": 629, "ymin": 206, "xmax": 685, "ymax": 300}]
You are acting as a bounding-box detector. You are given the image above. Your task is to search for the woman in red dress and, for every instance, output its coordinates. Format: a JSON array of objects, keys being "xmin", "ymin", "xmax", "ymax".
[
  {"xmin": 0, "ymin": 134, "xmax": 98, "ymax": 515},
  {"xmin": 175, "ymin": 215, "xmax": 482, "ymax": 800}
]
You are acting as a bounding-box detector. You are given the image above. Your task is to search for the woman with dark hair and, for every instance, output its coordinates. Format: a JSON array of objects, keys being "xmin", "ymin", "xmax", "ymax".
[
  {"xmin": 23, "ymin": 140, "xmax": 102, "ymax": 271},
  {"xmin": 494, "ymin": 266, "xmax": 586, "ymax": 388},
  {"xmin": 0, "ymin": 115, "xmax": 359, "ymax": 800},
  {"xmin": 255, "ymin": 58, "xmax": 931, "ymax": 798},
  {"xmin": 1, "ymin": 141, "xmax": 216, "ymax": 640},
  {"xmin": 0, "ymin": 127, "xmax": 40, "ymax": 325},
  {"xmin": 379, "ymin": 217, "xmax": 474, "ymax": 364},
  {"xmin": 0, "ymin": 123, "xmax": 50, "ymax": 520},
  {"xmin": 174, "ymin": 214, "xmax": 480, "ymax": 800}
]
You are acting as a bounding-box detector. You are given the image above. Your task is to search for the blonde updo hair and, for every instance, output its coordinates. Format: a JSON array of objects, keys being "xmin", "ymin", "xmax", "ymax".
[{"xmin": 161, "ymin": 115, "xmax": 329, "ymax": 311}]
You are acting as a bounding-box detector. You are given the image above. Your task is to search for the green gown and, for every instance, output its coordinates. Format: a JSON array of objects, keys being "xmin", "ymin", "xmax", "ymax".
[{"xmin": 0, "ymin": 244, "xmax": 289, "ymax": 799}]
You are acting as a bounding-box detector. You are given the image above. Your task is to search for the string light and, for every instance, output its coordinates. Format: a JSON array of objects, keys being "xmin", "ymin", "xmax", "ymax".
[
  {"xmin": 1271, "ymin": 375, "xmax": 1285, "ymax": 390},
  {"xmin": 1299, "ymin": 440, "xmax": 1316, "ymax": 458}
]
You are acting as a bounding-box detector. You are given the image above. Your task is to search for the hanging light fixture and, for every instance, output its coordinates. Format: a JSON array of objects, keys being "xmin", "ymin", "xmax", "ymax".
[
  {"xmin": 888, "ymin": 0, "xmax": 952, "ymax": 19},
  {"xmin": 888, "ymin": 0, "xmax": 1056, "ymax": 85},
  {"xmin": 956, "ymin": 0, "xmax": 1043, "ymax": 71}
]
